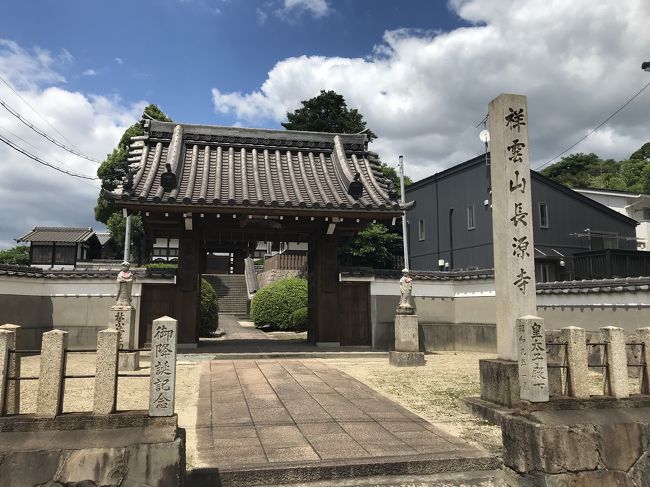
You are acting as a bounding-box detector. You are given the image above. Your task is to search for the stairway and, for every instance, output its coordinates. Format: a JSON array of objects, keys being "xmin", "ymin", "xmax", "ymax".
[{"xmin": 203, "ymin": 274, "xmax": 248, "ymax": 315}]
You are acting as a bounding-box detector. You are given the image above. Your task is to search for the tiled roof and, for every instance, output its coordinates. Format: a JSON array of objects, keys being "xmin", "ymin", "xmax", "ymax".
[
  {"xmin": 536, "ymin": 276, "xmax": 650, "ymax": 294},
  {"xmin": 95, "ymin": 232, "xmax": 112, "ymax": 246},
  {"xmin": 16, "ymin": 227, "xmax": 96, "ymax": 243},
  {"xmin": 0, "ymin": 264, "xmax": 175, "ymax": 280},
  {"xmin": 340, "ymin": 268, "xmax": 495, "ymax": 281},
  {"xmin": 108, "ymin": 121, "xmax": 407, "ymax": 214}
]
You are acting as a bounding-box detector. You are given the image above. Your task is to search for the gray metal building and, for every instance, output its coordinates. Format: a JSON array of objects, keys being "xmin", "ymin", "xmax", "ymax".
[{"xmin": 406, "ymin": 155, "xmax": 638, "ymax": 281}]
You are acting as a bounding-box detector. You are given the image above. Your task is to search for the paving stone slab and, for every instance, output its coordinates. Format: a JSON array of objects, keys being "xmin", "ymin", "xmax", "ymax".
[{"xmin": 192, "ymin": 358, "xmax": 499, "ymax": 483}]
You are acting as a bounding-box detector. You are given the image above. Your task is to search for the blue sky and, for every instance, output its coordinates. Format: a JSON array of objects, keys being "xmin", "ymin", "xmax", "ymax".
[
  {"xmin": 0, "ymin": 1, "xmax": 465, "ymax": 126},
  {"xmin": 0, "ymin": 0, "xmax": 649, "ymax": 248}
]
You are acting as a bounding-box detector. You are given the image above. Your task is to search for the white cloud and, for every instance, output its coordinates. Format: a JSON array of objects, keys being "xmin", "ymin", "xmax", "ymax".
[
  {"xmin": 280, "ymin": 0, "xmax": 329, "ymax": 18},
  {"xmin": 256, "ymin": 7, "xmax": 268, "ymax": 25},
  {"xmin": 0, "ymin": 41, "xmax": 146, "ymax": 249},
  {"xmin": 114, "ymin": 57, "xmax": 123, "ymax": 65},
  {"xmin": 212, "ymin": 0, "xmax": 650, "ymax": 181},
  {"xmin": 82, "ymin": 68, "xmax": 98, "ymax": 76}
]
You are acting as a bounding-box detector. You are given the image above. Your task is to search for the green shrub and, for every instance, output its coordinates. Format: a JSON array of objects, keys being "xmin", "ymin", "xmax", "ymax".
[
  {"xmin": 199, "ymin": 278, "xmax": 219, "ymax": 336},
  {"xmin": 250, "ymin": 277, "xmax": 308, "ymax": 330},
  {"xmin": 289, "ymin": 306, "xmax": 308, "ymax": 332},
  {"xmin": 144, "ymin": 262, "xmax": 178, "ymax": 269}
]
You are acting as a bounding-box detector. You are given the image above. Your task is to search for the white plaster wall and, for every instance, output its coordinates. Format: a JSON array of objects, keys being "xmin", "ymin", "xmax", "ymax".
[{"xmin": 0, "ymin": 275, "xmax": 173, "ymax": 347}]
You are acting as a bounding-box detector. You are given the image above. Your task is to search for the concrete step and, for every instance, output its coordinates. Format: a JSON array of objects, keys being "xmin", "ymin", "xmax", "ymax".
[{"xmin": 186, "ymin": 454, "xmax": 504, "ymax": 487}]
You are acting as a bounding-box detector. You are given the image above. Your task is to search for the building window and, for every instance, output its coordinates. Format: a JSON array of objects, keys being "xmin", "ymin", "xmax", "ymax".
[
  {"xmin": 467, "ymin": 205, "xmax": 475, "ymax": 230},
  {"xmin": 418, "ymin": 219, "xmax": 425, "ymax": 241},
  {"xmin": 539, "ymin": 202, "xmax": 549, "ymax": 228}
]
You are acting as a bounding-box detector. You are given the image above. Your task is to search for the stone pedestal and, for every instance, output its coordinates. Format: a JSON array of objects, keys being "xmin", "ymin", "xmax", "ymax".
[
  {"xmin": 389, "ymin": 314, "xmax": 425, "ymax": 367},
  {"xmin": 110, "ymin": 305, "xmax": 139, "ymax": 371}
]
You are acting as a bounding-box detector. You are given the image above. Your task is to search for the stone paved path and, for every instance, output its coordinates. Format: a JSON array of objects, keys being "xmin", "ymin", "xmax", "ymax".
[{"xmin": 194, "ymin": 359, "xmax": 493, "ymax": 472}]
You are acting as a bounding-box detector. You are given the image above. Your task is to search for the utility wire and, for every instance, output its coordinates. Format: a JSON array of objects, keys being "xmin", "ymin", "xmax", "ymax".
[
  {"xmin": 0, "ymin": 74, "xmax": 86, "ymax": 154},
  {"xmin": 536, "ymin": 79, "xmax": 650, "ymax": 170},
  {"xmin": 0, "ymin": 127, "xmax": 101, "ymax": 190},
  {"xmin": 0, "ymin": 133, "xmax": 99, "ymax": 181},
  {"xmin": 0, "ymin": 97, "xmax": 101, "ymax": 163}
]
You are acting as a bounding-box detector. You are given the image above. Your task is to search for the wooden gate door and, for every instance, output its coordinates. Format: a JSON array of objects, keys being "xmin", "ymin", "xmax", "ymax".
[
  {"xmin": 139, "ymin": 284, "xmax": 176, "ymax": 346},
  {"xmin": 338, "ymin": 282, "xmax": 371, "ymax": 346}
]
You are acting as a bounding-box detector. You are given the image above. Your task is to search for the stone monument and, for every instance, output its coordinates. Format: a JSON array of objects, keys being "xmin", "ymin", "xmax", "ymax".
[
  {"xmin": 389, "ymin": 270, "xmax": 425, "ymax": 366},
  {"xmin": 479, "ymin": 93, "xmax": 548, "ymax": 405},
  {"xmin": 110, "ymin": 262, "xmax": 139, "ymax": 371}
]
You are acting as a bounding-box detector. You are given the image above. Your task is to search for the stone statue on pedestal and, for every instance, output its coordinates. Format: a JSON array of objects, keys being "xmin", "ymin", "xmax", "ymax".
[
  {"xmin": 115, "ymin": 262, "xmax": 133, "ymax": 307},
  {"xmin": 397, "ymin": 269, "xmax": 414, "ymax": 315}
]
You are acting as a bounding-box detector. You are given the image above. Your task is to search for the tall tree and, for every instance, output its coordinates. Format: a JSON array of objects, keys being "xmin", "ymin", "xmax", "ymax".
[
  {"xmin": 282, "ymin": 90, "xmax": 407, "ymax": 268},
  {"xmin": 282, "ymin": 90, "xmax": 377, "ymax": 140},
  {"xmin": 94, "ymin": 104, "xmax": 171, "ymax": 262}
]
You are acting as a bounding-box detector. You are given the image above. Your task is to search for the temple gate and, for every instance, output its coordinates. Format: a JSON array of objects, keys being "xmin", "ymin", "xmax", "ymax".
[{"xmin": 107, "ymin": 120, "xmax": 409, "ymax": 347}]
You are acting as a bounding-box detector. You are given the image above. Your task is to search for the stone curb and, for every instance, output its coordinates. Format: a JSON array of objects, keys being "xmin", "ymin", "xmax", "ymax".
[{"xmin": 187, "ymin": 451, "xmax": 501, "ymax": 487}]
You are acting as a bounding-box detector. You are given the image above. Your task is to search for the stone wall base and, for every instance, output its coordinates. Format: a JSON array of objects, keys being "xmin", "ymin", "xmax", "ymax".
[
  {"xmin": 0, "ymin": 412, "xmax": 184, "ymax": 487},
  {"xmin": 501, "ymin": 404, "xmax": 650, "ymax": 487},
  {"xmin": 389, "ymin": 351, "xmax": 425, "ymax": 367},
  {"xmin": 479, "ymin": 359, "xmax": 520, "ymax": 407}
]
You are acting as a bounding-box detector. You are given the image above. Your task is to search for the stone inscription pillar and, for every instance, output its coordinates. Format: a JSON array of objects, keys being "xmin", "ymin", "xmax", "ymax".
[
  {"xmin": 149, "ymin": 316, "xmax": 177, "ymax": 416},
  {"xmin": 639, "ymin": 327, "xmax": 650, "ymax": 394},
  {"xmin": 560, "ymin": 326, "xmax": 590, "ymax": 398},
  {"xmin": 516, "ymin": 316, "xmax": 549, "ymax": 402},
  {"xmin": 489, "ymin": 94, "xmax": 537, "ymax": 361}
]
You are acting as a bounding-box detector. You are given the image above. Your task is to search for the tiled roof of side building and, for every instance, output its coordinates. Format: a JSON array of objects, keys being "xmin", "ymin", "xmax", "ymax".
[
  {"xmin": 16, "ymin": 227, "xmax": 96, "ymax": 243},
  {"xmin": 106, "ymin": 120, "xmax": 409, "ymax": 214}
]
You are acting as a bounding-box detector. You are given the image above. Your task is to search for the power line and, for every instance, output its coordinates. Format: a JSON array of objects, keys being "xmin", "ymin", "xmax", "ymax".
[
  {"xmin": 0, "ymin": 133, "xmax": 99, "ymax": 181},
  {"xmin": 536, "ymin": 79, "xmax": 650, "ymax": 170},
  {"xmin": 0, "ymin": 97, "xmax": 101, "ymax": 163},
  {"xmin": 0, "ymin": 127, "xmax": 101, "ymax": 191},
  {"xmin": 0, "ymin": 74, "xmax": 85, "ymax": 154}
]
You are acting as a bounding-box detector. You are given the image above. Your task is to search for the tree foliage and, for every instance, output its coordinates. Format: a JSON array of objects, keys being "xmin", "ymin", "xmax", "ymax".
[
  {"xmin": 540, "ymin": 143, "xmax": 650, "ymax": 194},
  {"xmin": 199, "ymin": 278, "xmax": 219, "ymax": 336},
  {"xmin": 339, "ymin": 223, "xmax": 403, "ymax": 269},
  {"xmin": 282, "ymin": 90, "xmax": 377, "ymax": 140},
  {"xmin": 94, "ymin": 104, "xmax": 171, "ymax": 262},
  {"xmin": 0, "ymin": 245, "xmax": 30, "ymax": 266}
]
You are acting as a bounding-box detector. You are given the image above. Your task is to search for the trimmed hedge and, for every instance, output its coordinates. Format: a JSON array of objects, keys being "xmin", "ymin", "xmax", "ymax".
[
  {"xmin": 289, "ymin": 307, "xmax": 308, "ymax": 332},
  {"xmin": 199, "ymin": 278, "xmax": 219, "ymax": 337},
  {"xmin": 250, "ymin": 277, "xmax": 308, "ymax": 330}
]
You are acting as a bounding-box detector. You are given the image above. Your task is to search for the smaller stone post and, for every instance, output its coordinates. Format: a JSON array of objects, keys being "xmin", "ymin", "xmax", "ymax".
[
  {"xmin": 0, "ymin": 324, "xmax": 21, "ymax": 414},
  {"xmin": 149, "ymin": 316, "xmax": 177, "ymax": 417},
  {"xmin": 560, "ymin": 326, "xmax": 590, "ymax": 399},
  {"xmin": 600, "ymin": 326, "xmax": 629, "ymax": 399},
  {"xmin": 0, "ymin": 329, "xmax": 13, "ymax": 415},
  {"xmin": 516, "ymin": 316, "xmax": 549, "ymax": 402},
  {"xmin": 638, "ymin": 327, "xmax": 650, "ymax": 394},
  {"xmin": 36, "ymin": 330, "xmax": 68, "ymax": 418},
  {"xmin": 389, "ymin": 270, "xmax": 425, "ymax": 367},
  {"xmin": 93, "ymin": 329, "xmax": 120, "ymax": 414}
]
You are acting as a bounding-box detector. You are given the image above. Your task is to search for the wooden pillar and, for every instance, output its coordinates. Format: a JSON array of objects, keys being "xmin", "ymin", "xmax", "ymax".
[
  {"xmin": 176, "ymin": 225, "xmax": 201, "ymax": 345},
  {"xmin": 233, "ymin": 244, "xmax": 246, "ymax": 274},
  {"xmin": 309, "ymin": 234, "xmax": 340, "ymax": 346}
]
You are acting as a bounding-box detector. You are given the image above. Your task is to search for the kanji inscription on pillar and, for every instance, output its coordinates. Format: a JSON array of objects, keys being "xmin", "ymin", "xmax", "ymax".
[
  {"xmin": 516, "ymin": 316, "xmax": 549, "ymax": 402},
  {"xmin": 488, "ymin": 93, "xmax": 537, "ymax": 361},
  {"xmin": 149, "ymin": 316, "xmax": 177, "ymax": 416}
]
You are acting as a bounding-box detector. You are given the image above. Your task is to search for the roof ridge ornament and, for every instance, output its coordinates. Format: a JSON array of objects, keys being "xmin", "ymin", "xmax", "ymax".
[
  {"xmin": 160, "ymin": 163, "xmax": 178, "ymax": 193},
  {"xmin": 348, "ymin": 172, "xmax": 364, "ymax": 199}
]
